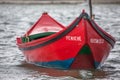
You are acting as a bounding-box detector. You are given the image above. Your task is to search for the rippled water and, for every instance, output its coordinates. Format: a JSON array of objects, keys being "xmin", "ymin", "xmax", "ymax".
[{"xmin": 0, "ymin": 4, "xmax": 120, "ymax": 80}]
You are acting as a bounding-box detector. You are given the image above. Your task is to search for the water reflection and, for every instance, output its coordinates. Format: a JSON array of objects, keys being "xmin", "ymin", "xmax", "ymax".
[{"xmin": 18, "ymin": 61, "xmax": 109, "ymax": 79}]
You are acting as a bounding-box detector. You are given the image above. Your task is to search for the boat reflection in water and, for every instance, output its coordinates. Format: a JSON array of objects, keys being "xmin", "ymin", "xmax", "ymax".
[{"xmin": 20, "ymin": 61, "xmax": 109, "ymax": 79}]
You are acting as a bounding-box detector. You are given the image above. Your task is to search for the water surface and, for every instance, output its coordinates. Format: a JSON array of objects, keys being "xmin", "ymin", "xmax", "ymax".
[{"xmin": 0, "ymin": 4, "xmax": 120, "ymax": 80}]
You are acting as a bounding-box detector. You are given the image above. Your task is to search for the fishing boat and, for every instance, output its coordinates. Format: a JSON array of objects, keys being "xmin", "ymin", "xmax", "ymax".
[
  {"xmin": 16, "ymin": 0, "xmax": 116, "ymax": 69},
  {"xmin": 16, "ymin": 10, "xmax": 115, "ymax": 69}
]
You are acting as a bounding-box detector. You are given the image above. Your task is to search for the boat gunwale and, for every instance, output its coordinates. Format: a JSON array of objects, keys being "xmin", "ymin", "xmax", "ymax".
[
  {"xmin": 18, "ymin": 13, "xmax": 84, "ymax": 50},
  {"xmin": 87, "ymin": 18, "xmax": 116, "ymax": 48},
  {"xmin": 18, "ymin": 12, "xmax": 115, "ymax": 51}
]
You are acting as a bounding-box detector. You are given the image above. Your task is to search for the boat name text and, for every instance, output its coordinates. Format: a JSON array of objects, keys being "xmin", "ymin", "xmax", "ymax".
[{"xmin": 66, "ymin": 36, "xmax": 82, "ymax": 41}]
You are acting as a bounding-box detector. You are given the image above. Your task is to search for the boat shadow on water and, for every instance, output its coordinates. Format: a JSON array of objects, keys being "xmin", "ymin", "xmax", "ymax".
[{"xmin": 18, "ymin": 61, "xmax": 113, "ymax": 79}]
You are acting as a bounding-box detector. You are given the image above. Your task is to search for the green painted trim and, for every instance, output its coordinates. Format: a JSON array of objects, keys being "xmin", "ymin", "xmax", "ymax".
[
  {"xmin": 21, "ymin": 32, "xmax": 55, "ymax": 43},
  {"xmin": 79, "ymin": 45, "xmax": 91, "ymax": 54}
]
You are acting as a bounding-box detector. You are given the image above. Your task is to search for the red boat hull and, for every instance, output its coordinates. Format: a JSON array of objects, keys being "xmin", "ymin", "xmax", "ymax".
[{"xmin": 17, "ymin": 12, "xmax": 115, "ymax": 69}]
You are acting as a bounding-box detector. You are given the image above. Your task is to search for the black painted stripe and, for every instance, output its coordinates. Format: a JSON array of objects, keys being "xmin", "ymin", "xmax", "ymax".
[
  {"xmin": 19, "ymin": 13, "xmax": 85, "ymax": 51},
  {"xmin": 87, "ymin": 17, "xmax": 115, "ymax": 48},
  {"xmin": 19, "ymin": 13, "xmax": 115, "ymax": 51}
]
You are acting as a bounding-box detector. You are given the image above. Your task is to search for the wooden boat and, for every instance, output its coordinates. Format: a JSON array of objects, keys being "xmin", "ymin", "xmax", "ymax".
[{"xmin": 16, "ymin": 10, "xmax": 116, "ymax": 69}]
